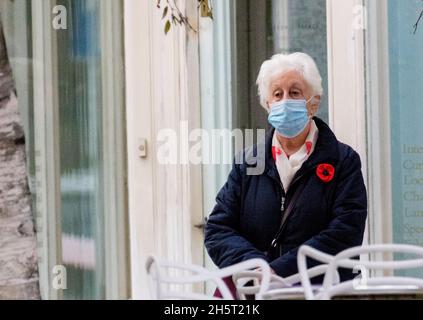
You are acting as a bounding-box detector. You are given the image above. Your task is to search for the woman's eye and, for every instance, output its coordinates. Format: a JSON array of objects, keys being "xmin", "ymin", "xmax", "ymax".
[
  {"xmin": 291, "ymin": 91, "xmax": 301, "ymax": 97},
  {"xmin": 275, "ymin": 91, "xmax": 282, "ymax": 98}
]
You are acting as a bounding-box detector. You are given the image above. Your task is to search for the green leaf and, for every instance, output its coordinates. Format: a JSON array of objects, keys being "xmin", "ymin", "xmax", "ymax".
[
  {"xmin": 200, "ymin": 1, "xmax": 210, "ymax": 18},
  {"xmin": 164, "ymin": 20, "xmax": 171, "ymax": 35},
  {"xmin": 162, "ymin": 6, "xmax": 168, "ymax": 20}
]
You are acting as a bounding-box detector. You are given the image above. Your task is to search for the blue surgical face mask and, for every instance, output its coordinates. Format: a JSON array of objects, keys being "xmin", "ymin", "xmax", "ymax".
[{"xmin": 268, "ymin": 98, "xmax": 313, "ymax": 138}]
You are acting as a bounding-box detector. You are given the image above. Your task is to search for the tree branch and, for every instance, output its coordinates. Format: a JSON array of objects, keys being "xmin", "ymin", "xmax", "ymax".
[
  {"xmin": 413, "ymin": 8, "xmax": 423, "ymax": 34},
  {"xmin": 157, "ymin": 0, "xmax": 212, "ymax": 35}
]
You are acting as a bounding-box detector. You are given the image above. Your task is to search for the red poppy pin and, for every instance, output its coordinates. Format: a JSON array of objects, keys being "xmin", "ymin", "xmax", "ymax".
[{"xmin": 316, "ymin": 164, "xmax": 335, "ymax": 183}]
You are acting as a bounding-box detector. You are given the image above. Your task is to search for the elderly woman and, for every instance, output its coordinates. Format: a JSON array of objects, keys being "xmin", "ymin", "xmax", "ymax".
[{"xmin": 205, "ymin": 52, "xmax": 367, "ymax": 283}]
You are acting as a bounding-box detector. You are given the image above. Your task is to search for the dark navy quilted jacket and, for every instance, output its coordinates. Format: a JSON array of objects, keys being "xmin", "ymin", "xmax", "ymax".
[{"xmin": 205, "ymin": 117, "xmax": 368, "ymax": 281}]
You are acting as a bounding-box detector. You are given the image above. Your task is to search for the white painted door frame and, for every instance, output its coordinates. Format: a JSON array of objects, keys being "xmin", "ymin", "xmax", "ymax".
[
  {"xmin": 363, "ymin": 0, "xmax": 393, "ymax": 247},
  {"xmin": 124, "ymin": 0, "xmax": 203, "ymax": 299},
  {"xmin": 326, "ymin": 0, "xmax": 370, "ymax": 246},
  {"xmin": 327, "ymin": 0, "xmax": 367, "ymax": 168}
]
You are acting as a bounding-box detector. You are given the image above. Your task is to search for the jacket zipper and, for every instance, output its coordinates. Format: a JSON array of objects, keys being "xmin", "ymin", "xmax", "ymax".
[
  {"xmin": 270, "ymin": 165, "xmax": 317, "ymax": 249},
  {"xmin": 271, "ymin": 181, "xmax": 286, "ymax": 248}
]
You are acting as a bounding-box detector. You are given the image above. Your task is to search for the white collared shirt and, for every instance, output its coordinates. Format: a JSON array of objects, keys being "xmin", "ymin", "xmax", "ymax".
[{"xmin": 272, "ymin": 120, "xmax": 319, "ymax": 191}]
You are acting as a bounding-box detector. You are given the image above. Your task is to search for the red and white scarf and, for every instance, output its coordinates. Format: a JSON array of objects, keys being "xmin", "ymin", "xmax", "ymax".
[{"xmin": 272, "ymin": 120, "xmax": 319, "ymax": 191}]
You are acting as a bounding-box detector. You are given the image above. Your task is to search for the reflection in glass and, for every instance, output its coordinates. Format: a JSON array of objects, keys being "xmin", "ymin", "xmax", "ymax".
[
  {"xmin": 268, "ymin": 0, "xmax": 329, "ymax": 122},
  {"xmin": 56, "ymin": 0, "xmax": 105, "ymax": 299},
  {"xmin": 233, "ymin": 0, "xmax": 328, "ymax": 133}
]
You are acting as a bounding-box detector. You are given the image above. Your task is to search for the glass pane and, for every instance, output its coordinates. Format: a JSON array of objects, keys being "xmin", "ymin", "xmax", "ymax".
[
  {"xmin": 56, "ymin": 0, "xmax": 105, "ymax": 298},
  {"xmin": 233, "ymin": 0, "xmax": 329, "ymax": 132},
  {"xmin": 268, "ymin": 0, "xmax": 329, "ymax": 122},
  {"xmin": 388, "ymin": 0, "xmax": 423, "ymax": 278},
  {"xmin": 2, "ymin": 0, "xmax": 126, "ymax": 299}
]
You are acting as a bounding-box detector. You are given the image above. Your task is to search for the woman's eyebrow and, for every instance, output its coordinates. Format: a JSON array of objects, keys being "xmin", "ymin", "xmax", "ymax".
[
  {"xmin": 290, "ymin": 82, "xmax": 304, "ymax": 89},
  {"xmin": 271, "ymin": 82, "xmax": 304, "ymax": 91}
]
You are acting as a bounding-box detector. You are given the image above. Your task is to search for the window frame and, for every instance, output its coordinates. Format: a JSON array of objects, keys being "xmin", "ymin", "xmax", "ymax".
[
  {"xmin": 363, "ymin": 0, "xmax": 393, "ymax": 248},
  {"xmin": 31, "ymin": 0, "xmax": 129, "ymax": 299},
  {"xmin": 32, "ymin": 0, "xmax": 62, "ymax": 300},
  {"xmin": 326, "ymin": 0, "xmax": 370, "ymax": 248},
  {"xmin": 100, "ymin": 0, "xmax": 130, "ymax": 300}
]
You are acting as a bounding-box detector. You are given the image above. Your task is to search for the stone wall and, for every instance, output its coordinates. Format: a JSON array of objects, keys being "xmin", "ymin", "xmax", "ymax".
[{"xmin": 0, "ymin": 21, "xmax": 40, "ymax": 300}]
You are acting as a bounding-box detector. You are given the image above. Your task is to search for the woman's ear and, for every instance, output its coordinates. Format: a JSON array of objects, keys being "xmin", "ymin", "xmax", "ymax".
[{"xmin": 309, "ymin": 95, "xmax": 321, "ymax": 116}]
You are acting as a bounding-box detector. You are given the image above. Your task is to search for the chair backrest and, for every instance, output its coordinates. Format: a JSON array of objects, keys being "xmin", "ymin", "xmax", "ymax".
[
  {"xmin": 233, "ymin": 264, "xmax": 331, "ymax": 300},
  {"xmin": 145, "ymin": 256, "xmax": 271, "ymax": 300},
  {"xmin": 297, "ymin": 245, "xmax": 340, "ymax": 300},
  {"xmin": 320, "ymin": 244, "xmax": 423, "ymax": 299},
  {"xmin": 298, "ymin": 244, "xmax": 423, "ymax": 300},
  {"xmin": 233, "ymin": 271, "xmax": 290, "ymax": 300}
]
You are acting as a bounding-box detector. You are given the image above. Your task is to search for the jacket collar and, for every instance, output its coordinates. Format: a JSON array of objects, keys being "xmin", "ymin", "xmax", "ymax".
[{"xmin": 262, "ymin": 117, "xmax": 340, "ymax": 183}]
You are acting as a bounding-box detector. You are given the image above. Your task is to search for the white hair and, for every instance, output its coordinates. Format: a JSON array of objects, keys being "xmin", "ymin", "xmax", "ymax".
[{"xmin": 256, "ymin": 52, "xmax": 323, "ymax": 109}]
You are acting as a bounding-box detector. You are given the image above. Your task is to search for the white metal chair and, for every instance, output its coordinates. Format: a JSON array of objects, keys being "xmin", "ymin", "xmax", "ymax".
[
  {"xmin": 233, "ymin": 263, "xmax": 338, "ymax": 300},
  {"xmin": 145, "ymin": 256, "xmax": 271, "ymax": 300},
  {"xmin": 298, "ymin": 244, "xmax": 423, "ymax": 300}
]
